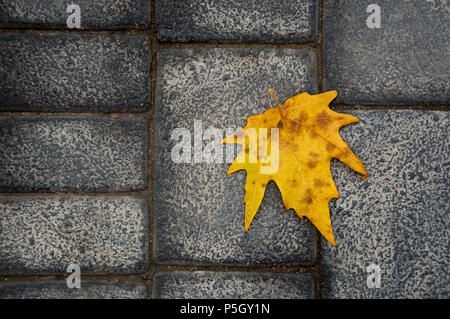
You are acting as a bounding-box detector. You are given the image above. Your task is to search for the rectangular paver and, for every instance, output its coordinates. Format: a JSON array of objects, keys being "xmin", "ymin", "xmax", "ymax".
[
  {"xmin": 0, "ymin": 280, "xmax": 147, "ymax": 299},
  {"xmin": 324, "ymin": 0, "xmax": 449, "ymax": 104},
  {"xmin": 154, "ymin": 48, "xmax": 317, "ymax": 265},
  {"xmin": 157, "ymin": 0, "xmax": 318, "ymax": 42},
  {"xmin": 0, "ymin": 116, "xmax": 148, "ymax": 191},
  {"xmin": 0, "ymin": 196, "xmax": 148, "ymax": 274},
  {"xmin": 0, "ymin": 32, "xmax": 150, "ymax": 111},
  {"xmin": 0, "ymin": 1, "xmax": 150, "ymax": 29},
  {"xmin": 322, "ymin": 110, "xmax": 449, "ymax": 298},
  {"xmin": 152, "ymin": 271, "xmax": 315, "ymax": 299}
]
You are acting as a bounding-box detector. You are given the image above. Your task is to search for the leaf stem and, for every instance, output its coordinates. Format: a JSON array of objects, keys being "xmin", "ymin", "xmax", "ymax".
[{"xmin": 267, "ymin": 88, "xmax": 287, "ymax": 128}]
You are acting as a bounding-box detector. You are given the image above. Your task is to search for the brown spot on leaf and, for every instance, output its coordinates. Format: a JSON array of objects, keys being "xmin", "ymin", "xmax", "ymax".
[
  {"xmin": 326, "ymin": 142, "xmax": 336, "ymax": 151},
  {"xmin": 291, "ymin": 121, "xmax": 301, "ymax": 132},
  {"xmin": 307, "ymin": 153, "xmax": 318, "ymax": 168},
  {"xmin": 308, "ymin": 160, "xmax": 317, "ymax": 168},
  {"xmin": 317, "ymin": 111, "xmax": 331, "ymax": 129},
  {"xmin": 303, "ymin": 195, "xmax": 313, "ymax": 204},
  {"xmin": 314, "ymin": 179, "xmax": 325, "ymax": 187},
  {"xmin": 298, "ymin": 111, "xmax": 308, "ymax": 122},
  {"xmin": 303, "ymin": 188, "xmax": 314, "ymax": 204}
]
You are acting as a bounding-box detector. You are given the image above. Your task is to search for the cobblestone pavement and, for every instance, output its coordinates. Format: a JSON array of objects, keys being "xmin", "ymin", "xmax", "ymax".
[{"xmin": 0, "ymin": 0, "xmax": 448, "ymax": 299}]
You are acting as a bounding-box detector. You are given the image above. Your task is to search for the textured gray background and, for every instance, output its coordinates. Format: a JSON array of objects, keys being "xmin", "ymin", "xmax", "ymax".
[
  {"xmin": 0, "ymin": 0, "xmax": 150, "ymax": 29},
  {"xmin": 157, "ymin": 0, "xmax": 317, "ymax": 42},
  {"xmin": 153, "ymin": 271, "xmax": 315, "ymax": 299},
  {"xmin": 0, "ymin": 196, "xmax": 148, "ymax": 274},
  {"xmin": 324, "ymin": 0, "xmax": 450, "ymax": 104},
  {"xmin": 0, "ymin": 280, "xmax": 147, "ymax": 299},
  {"xmin": 0, "ymin": 116, "xmax": 148, "ymax": 191},
  {"xmin": 323, "ymin": 110, "xmax": 449, "ymax": 298},
  {"xmin": 0, "ymin": 33, "xmax": 150, "ymax": 111}
]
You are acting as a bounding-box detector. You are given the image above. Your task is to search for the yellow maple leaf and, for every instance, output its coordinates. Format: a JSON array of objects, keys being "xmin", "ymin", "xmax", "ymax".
[{"xmin": 222, "ymin": 89, "xmax": 367, "ymax": 246}]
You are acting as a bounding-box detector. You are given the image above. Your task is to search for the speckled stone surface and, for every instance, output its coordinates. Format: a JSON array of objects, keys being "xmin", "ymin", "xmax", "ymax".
[
  {"xmin": 322, "ymin": 110, "xmax": 449, "ymax": 298},
  {"xmin": 324, "ymin": 0, "xmax": 450, "ymax": 104},
  {"xmin": 0, "ymin": 196, "xmax": 148, "ymax": 274},
  {"xmin": 152, "ymin": 271, "xmax": 315, "ymax": 299},
  {"xmin": 0, "ymin": 32, "xmax": 150, "ymax": 111},
  {"xmin": 0, "ymin": 116, "xmax": 148, "ymax": 191},
  {"xmin": 0, "ymin": 1, "xmax": 150, "ymax": 29},
  {"xmin": 157, "ymin": 0, "xmax": 317, "ymax": 42},
  {"xmin": 154, "ymin": 48, "xmax": 317, "ymax": 265},
  {"xmin": 0, "ymin": 280, "xmax": 147, "ymax": 299}
]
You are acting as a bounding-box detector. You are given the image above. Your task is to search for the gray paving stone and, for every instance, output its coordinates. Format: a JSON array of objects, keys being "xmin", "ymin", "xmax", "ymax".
[
  {"xmin": 157, "ymin": 0, "xmax": 317, "ymax": 42},
  {"xmin": 154, "ymin": 48, "xmax": 317, "ymax": 265},
  {"xmin": 0, "ymin": 280, "xmax": 147, "ymax": 299},
  {"xmin": 152, "ymin": 271, "xmax": 315, "ymax": 299},
  {"xmin": 322, "ymin": 110, "xmax": 449, "ymax": 298},
  {"xmin": 0, "ymin": 116, "xmax": 148, "ymax": 191},
  {"xmin": 0, "ymin": 196, "xmax": 148, "ymax": 274},
  {"xmin": 0, "ymin": 1, "xmax": 150, "ymax": 29},
  {"xmin": 324, "ymin": 0, "xmax": 450, "ymax": 104},
  {"xmin": 0, "ymin": 32, "xmax": 150, "ymax": 111}
]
